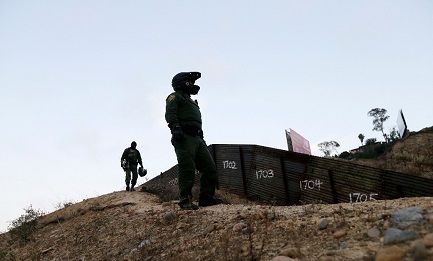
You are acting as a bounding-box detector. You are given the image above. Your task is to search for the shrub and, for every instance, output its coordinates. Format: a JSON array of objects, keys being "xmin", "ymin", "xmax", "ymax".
[
  {"xmin": 8, "ymin": 205, "xmax": 45, "ymax": 244},
  {"xmin": 338, "ymin": 151, "xmax": 351, "ymax": 159},
  {"xmin": 55, "ymin": 200, "xmax": 75, "ymax": 210},
  {"xmin": 353, "ymin": 141, "xmax": 395, "ymax": 159}
]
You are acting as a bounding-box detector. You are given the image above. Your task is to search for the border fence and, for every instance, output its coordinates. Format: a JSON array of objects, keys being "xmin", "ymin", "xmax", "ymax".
[{"xmin": 143, "ymin": 144, "xmax": 433, "ymax": 205}]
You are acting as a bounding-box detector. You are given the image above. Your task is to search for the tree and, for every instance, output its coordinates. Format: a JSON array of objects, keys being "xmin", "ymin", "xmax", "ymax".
[
  {"xmin": 367, "ymin": 108, "xmax": 390, "ymax": 142},
  {"xmin": 318, "ymin": 141, "xmax": 340, "ymax": 157},
  {"xmin": 358, "ymin": 133, "xmax": 365, "ymax": 145},
  {"xmin": 388, "ymin": 127, "xmax": 400, "ymax": 142}
]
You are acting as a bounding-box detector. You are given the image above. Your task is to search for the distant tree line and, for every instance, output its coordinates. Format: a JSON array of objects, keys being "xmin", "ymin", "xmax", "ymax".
[{"xmin": 318, "ymin": 108, "xmax": 403, "ymax": 159}]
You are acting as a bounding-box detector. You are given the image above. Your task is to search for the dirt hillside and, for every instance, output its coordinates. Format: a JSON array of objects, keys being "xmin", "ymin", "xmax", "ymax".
[
  {"xmin": 1, "ymin": 129, "xmax": 433, "ymax": 261},
  {"xmin": 352, "ymin": 128, "xmax": 433, "ymax": 179}
]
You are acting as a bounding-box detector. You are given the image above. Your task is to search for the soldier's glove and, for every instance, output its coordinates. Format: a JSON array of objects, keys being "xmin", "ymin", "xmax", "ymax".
[{"xmin": 171, "ymin": 124, "xmax": 184, "ymax": 141}]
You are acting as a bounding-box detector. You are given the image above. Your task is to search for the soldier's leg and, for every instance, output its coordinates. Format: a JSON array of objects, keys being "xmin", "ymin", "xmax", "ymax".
[
  {"xmin": 125, "ymin": 169, "xmax": 131, "ymax": 191},
  {"xmin": 130, "ymin": 165, "xmax": 138, "ymax": 191},
  {"xmin": 195, "ymin": 139, "xmax": 222, "ymax": 207},
  {"xmin": 173, "ymin": 135, "xmax": 198, "ymax": 200}
]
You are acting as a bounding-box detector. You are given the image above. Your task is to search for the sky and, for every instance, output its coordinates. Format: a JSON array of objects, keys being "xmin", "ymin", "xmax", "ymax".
[{"xmin": 1, "ymin": 1, "xmax": 432, "ymax": 232}]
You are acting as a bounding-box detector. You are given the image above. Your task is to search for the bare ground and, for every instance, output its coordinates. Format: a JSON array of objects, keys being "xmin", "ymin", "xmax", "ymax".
[{"xmin": 1, "ymin": 189, "xmax": 433, "ymax": 261}]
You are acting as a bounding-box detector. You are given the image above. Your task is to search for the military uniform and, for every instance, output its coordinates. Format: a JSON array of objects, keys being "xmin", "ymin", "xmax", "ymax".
[
  {"xmin": 121, "ymin": 142, "xmax": 143, "ymax": 191},
  {"xmin": 165, "ymin": 72, "xmax": 222, "ymax": 209}
]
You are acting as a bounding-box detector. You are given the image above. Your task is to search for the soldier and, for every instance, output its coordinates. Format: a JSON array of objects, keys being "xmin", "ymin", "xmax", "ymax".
[
  {"xmin": 165, "ymin": 71, "xmax": 223, "ymax": 210},
  {"xmin": 121, "ymin": 141, "xmax": 143, "ymax": 191}
]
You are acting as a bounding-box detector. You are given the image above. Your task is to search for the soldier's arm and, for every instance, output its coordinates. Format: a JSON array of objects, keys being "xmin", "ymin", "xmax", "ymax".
[
  {"xmin": 121, "ymin": 149, "xmax": 127, "ymax": 168},
  {"xmin": 121, "ymin": 149, "xmax": 127, "ymax": 161},
  {"xmin": 165, "ymin": 93, "xmax": 180, "ymax": 128},
  {"xmin": 137, "ymin": 151, "xmax": 143, "ymax": 166}
]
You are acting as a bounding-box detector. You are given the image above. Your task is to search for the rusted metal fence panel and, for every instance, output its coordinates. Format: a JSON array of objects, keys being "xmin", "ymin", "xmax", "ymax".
[
  {"xmin": 379, "ymin": 170, "xmax": 433, "ymax": 198},
  {"xmin": 308, "ymin": 157, "xmax": 385, "ymax": 204},
  {"xmin": 245, "ymin": 151, "xmax": 287, "ymax": 205},
  {"xmin": 212, "ymin": 144, "xmax": 253, "ymax": 195},
  {"xmin": 282, "ymin": 154, "xmax": 311, "ymax": 205},
  {"xmin": 143, "ymin": 143, "xmax": 433, "ymax": 205},
  {"xmin": 296, "ymin": 166, "xmax": 336, "ymax": 205},
  {"xmin": 143, "ymin": 164, "xmax": 180, "ymax": 201}
]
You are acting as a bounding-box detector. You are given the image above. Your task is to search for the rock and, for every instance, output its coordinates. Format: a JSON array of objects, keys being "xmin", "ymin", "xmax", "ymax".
[
  {"xmin": 256, "ymin": 208, "xmax": 275, "ymax": 220},
  {"xmin": 367, "ymin": 227, "xmax": 381, "ymax": 238},
  {"xmin": 161, "ymin": 202, "xmax": 172, "ymax": 207},
  {"xmin": 375, "ymin": 245, "xmax": 405, "ymax": 261},
  {"xmin": 279, "ymin": 246, "xmax": 302, "ymax": 258},
  {"xmin": 317, "ymin": 256, "xmax": 334, "ymax": 261},
  {"xmin": 137, "ymin": 239, "xmax": 151, "ymax": 249},
  {"xmin": 203, "ymin": 224, "xmax": 215, "ymax": 235},
  {"xmin": 239, "ymin": 209, "xmax": 249, "ymax": 219},
  {"xmin": 163, "ymin": 211, "xmax": 177, "ymax": 224},
  {"xmin": 215, "ymin": 224, "xmax": 224, "ymax": 230},
  {"xmin": 424, "ymin": 213, "xmax": 433, "ymax": 224},
  {"xmin": 339, "ymin": 242, "xmax": 348, "ymax": 249},
  {"xmin": 353, "ymin": 233, "xmax": 365, "ymax": 241},
  {"xmin": 317, "ymin": 218, "xmax": 329, "ymax": 230},
  {"xmin": 241, "ymin": 244, "xmax": 250, "ymax": 257},
  {"xmin": 383, "ymin": 219, "xmax": 392, "ymax": 228},
  {"xmin": 333, "ymin": 230, "xmax": 347, "ymax": 239},
  {"xmin": 176, "ymin": 222, "xmax": 187, "ymax": 229},
  {"xmin": 412, "ymin": 240, "xmax": 428, "ymax": 261},
  {"xmin": 270, "ymin": 256, "xmax": 299, "ymax": 261},
  {"xmin": 383, "ymin": 228, "xmax": 419, "ymax": 245},
  {"xmin": 420, "ymin": 233, "xmax": 433, "ymax": 247},
  {"xmin": 233, "ymin": 222, "xmax": 246, "ymax": 232},
  {"xmin": 361, "ymin": 253, "xmax": 375, "ymax": 261},
  {"xmin": 391, "ymin": 207, "xmax": 423, "ymax": 229}
]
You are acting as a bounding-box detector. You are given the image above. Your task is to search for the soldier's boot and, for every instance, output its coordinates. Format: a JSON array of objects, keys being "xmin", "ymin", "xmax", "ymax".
[
  {"xmin": 126, "ymin": 185, "xmax": 130, "ymax": 191},
  {"xmin": 178, "ymin": 198, "xmax": 199, "ymax": 210},
  {"xmin": 198, "ymin": 195, "xmax": 223, "ymax": 207},
  {"xmin": 130, "ymin": 186, "xmax": 135, "ymax": 192}
]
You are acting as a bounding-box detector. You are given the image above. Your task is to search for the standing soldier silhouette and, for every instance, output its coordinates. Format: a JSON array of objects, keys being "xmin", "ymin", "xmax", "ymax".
[
  {"xmin": 165, "ymin": 72, "xmax": 223, "ymax": 210},
  {"xmin": 121, "ymin": 141, "xmax": 143, "ymax": 191}
]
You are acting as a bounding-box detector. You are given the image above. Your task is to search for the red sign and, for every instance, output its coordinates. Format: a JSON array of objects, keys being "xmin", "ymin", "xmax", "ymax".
[{"xmin": 286, "ymin": 128, "xmax": 311, "ymax": 155}]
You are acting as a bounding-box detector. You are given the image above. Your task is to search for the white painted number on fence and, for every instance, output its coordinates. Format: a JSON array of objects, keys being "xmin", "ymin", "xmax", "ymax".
[
  {"xmin": 223, "ymin": 160, "xmax": 237, "ymax": 169},
  {"xmin": 349, "ymin": 193, "xmax": 378, "ymax": 203},
  {"xmin": 299, "ymin": 179, "xmax": 323, "ymax": 190},
  {"xmin": 256, "ymin": 169, "xmax": 274, "ymax": 179}
]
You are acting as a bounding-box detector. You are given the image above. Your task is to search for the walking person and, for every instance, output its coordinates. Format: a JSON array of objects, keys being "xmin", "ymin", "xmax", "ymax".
[
  {"xmin": 165, "ymin": 71, "xmax": 223, "ymax": 210},
  {"xmin": 121, "ymin": 141, "xmax": 143, "ymax": 191}
]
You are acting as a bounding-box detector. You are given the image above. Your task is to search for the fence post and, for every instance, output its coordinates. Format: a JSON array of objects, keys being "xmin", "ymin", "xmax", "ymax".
[
  {"xmin": 212, "ymin": 145, "xmax": 220, "ymax": 190},
  {"xmin": 239, "ymin": 146, "xmax": 248, "ymax": 197},
  {"xmin": 280, "ymin": 156, "xmax": 291, "ymax": 205},
  {"xmin": 328, "ymin": 169, "xmax": 338, "ymax": 203}
]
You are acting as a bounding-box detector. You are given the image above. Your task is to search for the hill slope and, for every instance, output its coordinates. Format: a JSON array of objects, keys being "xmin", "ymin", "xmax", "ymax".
[
  {"xmin": 1, "ymin": 130, "xmax": 433, "ymax": 261},
  {"xmin": 352, "ymin": 127, "xmax": 433, "ymax": 179},
  {"xmin": 2, "ymin": 191, "xmax": 433, "ymax": 261}
]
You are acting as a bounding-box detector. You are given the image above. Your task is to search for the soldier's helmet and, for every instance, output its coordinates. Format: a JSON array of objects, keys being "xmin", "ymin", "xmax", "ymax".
[
  {"xmin": 138, "ymin": 167, "xmax": 147, "ymax": 177},
  {"xmin": 172, "ymin": 72, "xmax": 201, "ymax": 94}
]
